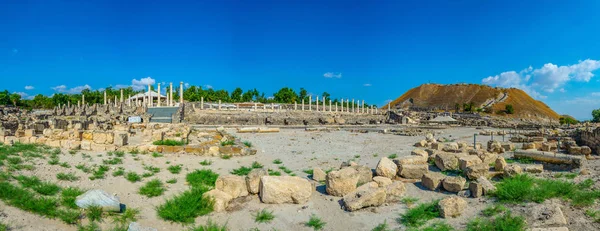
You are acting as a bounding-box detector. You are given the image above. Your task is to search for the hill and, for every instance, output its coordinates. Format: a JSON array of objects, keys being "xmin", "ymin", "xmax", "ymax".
[{"xmin": 386, "ymin": 84, "xmax": 560, "ymax": 121}]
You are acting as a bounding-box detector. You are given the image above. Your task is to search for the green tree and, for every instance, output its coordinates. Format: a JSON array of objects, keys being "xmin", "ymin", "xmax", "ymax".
[
  {"xmin": 9, "ymin": 93, "xmax": 21, "ymax": 106},
  {"xmin": 0, "ymin": 90, "xmax": 10, "ymax": 105},
  {"xmin": 299, "ymin": 88, "xmax": 308, "ymax": 102},
  {"xmin": 592, "ymin": 109, "xmax": 600, "ymax": 122},
  {"xmin": 231, "ymin": 87, "xmax": 243, "ymax": 102},
  {"xmin": 322, "ymin": 92, "xmax": 331, "ymax": 100},
  {"xmin": 273, "ymin": 87, "xmax": 298, "ymax": 103},
  {"xmin": 505, "ymin": 104, "xmax": 514, "ymax": 114}
]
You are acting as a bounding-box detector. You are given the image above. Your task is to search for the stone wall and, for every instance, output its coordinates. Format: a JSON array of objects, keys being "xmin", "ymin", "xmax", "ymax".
[{"xmin": 579, "ymin": 127, "xmax": 600, "ymax": 155}]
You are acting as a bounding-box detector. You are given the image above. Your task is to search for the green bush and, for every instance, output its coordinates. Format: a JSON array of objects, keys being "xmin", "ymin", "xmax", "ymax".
[
  {"xmin": 466, "ymin": 212, "xmax": 526, "ymax": 231},
  {"xmin": 398, "ymin": 200, "xmax": 440, "ymax": 227},
  {"xmin": 139, "ymin": 179, "xmax": 166, "ymax": 197},
  {"xmin": 153, "ymin": 139, "xmax": 186, "ymax": 146},
  {"xmin": 125, "ymin": 172, "xmax": 142, "ymax": 183},
  {"xmin": 168, "ymin": 165, "xmax": 182, "ymax": 174},
  {"xmin": 156, "ymin": 187, "xmax": 213, "ymax": 223},
  {"xmin": 186, "ymin": 169, "xmax": 219, "ymax": 188}
]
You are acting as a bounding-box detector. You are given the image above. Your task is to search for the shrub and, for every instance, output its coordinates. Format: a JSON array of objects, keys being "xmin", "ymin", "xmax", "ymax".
[
  {"xmin": 466, "ymin": 212, "xmax": 526, "ymax": 231},
  {"xmin": 253, "ymin": 209, "xmax": 275, "ymax": 223},
  {"xmin": 112, "ymin": 167, "xmax": 125, "ymax": 176},
  {"xmin": 168, "ymin": 165, "xmax": 182, "ymax": 174},
  {"xmin": 57, "ymin": 172, "xmax": 79, "ymax": 182},
  {"xmin": 231, "ymin": 166, "xmax": 253, "ymax": 176},
  {"xmin": 156, "ymin": 187, "xmax": 213, "ymax": 223},
  {"xmin": 273, "ymin": 159, "xmax": 282, "ymax": 164},
  {"xmin": 505, "ymin": 104, "xmax": 514, "ymax": 114},
  {"xmin": 86, "ymin": 205, "xmax": 104, "ymax": 222},
  {"xmin": 220, "ymin": 140, "xmax": 235, "ymax": 146},
  {"xmin": 139, "ymin": 179, "xmax": 166, "ymax": 197},
  {"xmin": 153, "ymin": 139, "xmax": 186, "ymax": 146},
  {"xmin": 125, "ymin": 172, "xmax": 142, "ymax": 182},
  {"xmin": 398, "ymin": 200, "xmax": 440, "ymax": 227},
  {"xmin": 388, "ymin": 154, "xmax": 397, "ymax": 159},
  {"xmin": 305, "ymin": 214, "xmax": 326, "ymax": 230},
  {"xmin": 200, "ymin": 160, "xmax": 213, "ymax": 166},
  {"xmin": 186, "ymin": 169, "xmax": 219, "ymax": 188}
]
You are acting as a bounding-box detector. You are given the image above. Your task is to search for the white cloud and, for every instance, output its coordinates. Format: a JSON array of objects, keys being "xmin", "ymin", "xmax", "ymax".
[
  {"xmin": 591, "ymin": 92, "xmax": 600, "ymax": 96},
  {"xmin": 52, "ymin": 84, "xmax": 91, "ymax": 94},
  {"xmin": 363, "ymin": 83, "xmax": 372, "ymax": 87},
  {"xmin": 184, "ymin": 83, "xmax": 190, "ymax": 88},
  {"xmin": 115, "ymin": 84, "xmax": 130, "ymax": 89},
  {"xmin": 323, "ymin": 72, "xmax": 342, "ymax": 78},
  {"xmin": 24, "ymin": 85, "xmax": 34, "ymax": 90},
  {"xmin": 14, "ymin": 92, "xmax": 28, "ymax": 97},
  {"xmin": 204, "ymin": 85, "xmax": 213, "ymax": 89},
  {"xmin": 482, "ymin": 59, "xmax": 600, "ymax": 99},
  {"xmin": 131, "ymin": 77, "xmax": 156, "ymax": 91}
]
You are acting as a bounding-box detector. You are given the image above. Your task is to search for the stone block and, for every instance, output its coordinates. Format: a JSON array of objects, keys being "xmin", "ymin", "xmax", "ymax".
[
  {"xmin": 422, "ymin": 172, "xmax": 445, "ymax": 190},
  {"xmin": 260, "ymin": 176, "xmax": 312, "ymax": 204},
  {"xmin": 495, "ymin": 157, "xmax": 507, "ymax": 171},
  {"xmin": 375, "ymin": 157, "xmax": 397, "ymax": 179},
  {"xmin": 459, "ymin": 155, "xmax": 483, "ymax": 171},
  {"xmin": 524, "ymin": 164, "xmax": 543, "ymax": 173},
  {"xmin": 465, "ymin": 163, "xmax": 489, "ymax": 180},
  {"xmin": 326, "ymin": 167, "xmax": 360, "ymax": 197},
  {"xmin": 397, "ymin": 164, "xmax": 428, "ymax": 179},
  {"xmin": 469, "ymin": 181, "xmax": 483, "ymax": 198},
  {"xmin": 442, "ymin": 176, "xmax": 466, "ymax": 192},
  {"xmin": 113, "ymin": 132, "xmax": 128, "ymax": 146},
  {"xmin": 24, "ymin": 129, "xmax": 35, "ymax": 137},
  {"xmin": 216, "ymin": 175, "xmax": 249, "ymax": 199},
  {"xmin": 435, "ymin": 153, "xmax": 459, "ymax": 171},
  {"xmin": 439, "ymin": 196, "xmax": 467, "ymax": 218}
]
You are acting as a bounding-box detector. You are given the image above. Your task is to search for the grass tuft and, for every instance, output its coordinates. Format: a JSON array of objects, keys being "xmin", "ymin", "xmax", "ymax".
[
  {"xmin": 57, "ymin": 172, "xmax": 79, "ymax": 182},
  {"xmin": 168, "ymin": 165, "xmax": 182, "ymax": 174},
  {"xmin": 153, "ymin": 139, "xmax": 186, "ymax": 146},
  {"xmin": 125, "ymin": 172, "xmax": 142, "ymax": 183},
  {"xmin": 139, "ymin": 179, "xmax": 166, "ymax": 197},
  {"xmin": 186, "ymin": 169, "xmax": 219, "ymax": 188},
  {"xmin": 398, "ymin": 200, "xmax": 440, "ymax": 227},
  {"xmin": 220, "ymin": 140, "xmax": 235, "ymax": 146},
  {"xmin": 372, "ymin": 220, "xmax": 390, "ymax": 231},
  {"xmin": 86, "ymin": 205, "xmax": 104, "ymax": 222},
  {"xmin": 387, "ymin": 154, "xmax": 397, "ymax": 159},
  {"xmin": 156, "ymin": 187, "xmax": 214, "ymax": 223},
  {"xmin": 253, "ymin": 209, "xmax": 275, "ymax": 224},
  {"xmin": 200, "ymin": 160, "xmax": 213, "ymax": 166},
  {"xmin": 466, "ymin": 212, "xmax": 526, "ymax": 231},
  {"xmin": 305, "ymin": 214, "xmax": 326, "ymax": 231},
  {"xmin": 272, "ymin": 159, "xmax": 282, "ymax": 164},
  {"xmin": 231, "ymin": 166, "xmax": 253, "ymax": 176},
  {"xmin": 189, "ymin": 219, "xmax": 228, "ymax": 231}
]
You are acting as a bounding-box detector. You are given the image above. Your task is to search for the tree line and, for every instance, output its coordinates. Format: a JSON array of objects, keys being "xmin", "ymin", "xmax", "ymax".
[{"xmin": 0, "ymin": 85, "xmax": 374, "ymax": 109}]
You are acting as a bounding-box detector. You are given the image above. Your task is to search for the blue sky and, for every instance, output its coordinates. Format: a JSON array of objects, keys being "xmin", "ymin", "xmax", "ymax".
[{"xmin": 1, "ymin": 0, "xmax": 600, "ymax": 119}]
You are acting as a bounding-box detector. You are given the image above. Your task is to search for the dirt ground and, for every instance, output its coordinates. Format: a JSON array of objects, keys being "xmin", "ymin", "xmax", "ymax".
[{"xmin": 1, "ymin": 127, "xmax": 599, "ymax": 231}]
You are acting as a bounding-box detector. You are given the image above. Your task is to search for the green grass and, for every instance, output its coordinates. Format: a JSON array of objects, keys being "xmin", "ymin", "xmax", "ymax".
[
  {"xmin": 220, "ymin": 155, "xmax": 231, "ymax": 160},
  {"xmin": 268, "ymin": 169, "xmax": 281, "ymax": 176},
  {"xmin": 152, "ymin": 152, "xmax": 164, "ymax": 158},
  {"xmin": 125, "ymin": 172, "xmax": 142, "ymax": 182},
  {"xmin": 400, "ymin": 197, "xmax": 420, "ymax": 208},
  {"xmin": 493, "ymin": 174, "xmax": 600, "ymax": 206},
  {"xmin": 388, "ymin": 154, "xmax": 397, "ymax": 159},
  {"xmin": 103, "ymin": 157, "xmax": 123, "ymax": 165},
  {"xmin": 398, "ymin": 200, "xmax": 440, "ymax": 227},
  {"xmin": 89, "ymin": 165, "xmax": 110, "ymax": 180},
  {"xmin": 466, "ymin": 212, "xmax": 526, "ymax": 231},
  {"xmin": 189, "ymin": 219, "xmax": 228, "ymax": 231},
  {"xmin": 111, "ymin": 151, "xmax": 126, "ymax": 157},
  {"xmin": 75, "ymin": 164, "xmax": 92, "ymax": 173},
  {"xmin": 585, "ymin": 209, "xmax": 600, "ymax": 223},
  {"xmin": 139, "ymin": 179, "xmax": 166, "ymax": 197},
  {"xmin": 61, "ymin": 187, "xmax": 84, "ymax": 209},
  {"xmin": 200, "ymin": 160, "xmax": 213, "ymax": 166},
  {"xmin": 168, "ymin": 165, "xmax": 183, "ymax": 174},
  {"xmin": 129, "ymin": 149, "xmax": 140, "ymax": 155},
  {"xmin": 186, "ymin": 169, "xmax": 219, "ymax": 188},
  {"xmin": 156, "ymin": 187, "xmax": 214, "ymax": 223},
  {"xmin": 7, "ymin": 156, "xmax": 23, "ymax": 165},
  {"xmin": 554, "ymin": 172, "xmax": 578, "ymax": 179},
  {"xmin": 77, "ymin": 222, "xmax": 100, "ymax": 231},
  {"xmin": 253, "ymin": 209, "xmax": 275, "ymax": 224},
  {"xmin": 231, "ymin": 166, "xmax": 253, "ymax": 176},
  {"xmin": 144, "ymin": 165, "xmax": 161, "ymax": 173},
  {"xmin": 272, "ymin": 159, "xmax": 282, "ymax": 164},
  {"xmin": 303, "ymin": 169, "xmax": 314, "ymax": 175},
  {"xmin": 243, "ymin": 141, "xmax": 253, "ymax": 148},
  {"xmin": 482, "ymin": 204, "xmax": 507, "ymax": 217},
  {"xmin": 57, "ymin": 172, "xmax": 79, "ymax": 182},
  {"xmin": 418, "ymin": 221, "xmax": 455, "ymax": 231},
  {"xmin": 0, "ymin": 222, "xmax": 8, "ymax": 231},
  {"xmin": 278, "ymin": 166, "xmax": 293, "ymax": 174},
  {"xmin": 48, "ymin": 157, "xmax": 60, "ymax": 165},
  {"xmin": 372, "ymin": 220, "xmax": 390, "ymax": 231},
  {"xmin": 59, "ymin": 162, "xmax": 71, "ymax": 168},
  {"xmin": 251, "ymin": 161, "xmax": 263, "ymax": 169},
  {"xmin": 166, "ymin": 178, "xmax": 178, "ymax": 184},
  {"xmin": 112, "ymin": 167, "xmax": 125, "ymax": 177},
  {"xmin": 354, "ymin": 155, "xmax": 361, "ymax": 158},
  {"xmin": 15, "ymin": 175, "xmax": 61, "ymax": 196},
  {"xmin": 86, "ymin": 205, "xmax": 104, "ymax": 222},
  {"xmin": 220, "ymin": 140, "xmax": 235, "ymax": 146},
  {"xmin": 153, "ymin": 139, "xmax": 186, "ymax": 146},
  {"xmin": 112, "ymin": 207, "xmax": 140, "ymax": 227},
  {"xmin": 305, "ymin": 214, "xmax": 326, "ymax": 231}
]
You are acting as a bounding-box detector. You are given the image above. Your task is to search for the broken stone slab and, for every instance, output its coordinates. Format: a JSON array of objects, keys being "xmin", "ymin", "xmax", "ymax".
[
  {"xmin": 343, "ymin": 186, "xmax": 386, "ymax": 211},
  {"xmin": 528, "ymin": 202, "xmax": 567, "ymax": 228},
  {"xmin": 503, "ymin": 164, "xmax": 523, "ymax": 177},
  {"xmin": 439, "ymin": 196, "xmax": 467, "ymax": 218},
  {"xmin": 524, "ymin": 164, "xmax": 544, "ymax": 173},
  {"xmin": 443, "ymin": 176, "xmax": 466, "ymax": 193},
  {"xmin": 349, "ymin": 165, "xmax": 373, "ymax": 185},
  {"xmin": 477, "ymin": 176, "xmax": 496, "ymax": 195},
  {"xmin": 246, "ymin": 168, "xmax": 268, "ymax": 194},
  {"xmin": 469, "ymin": 181, "xmax": 482, "ymax": 198},
  {"xmin": 465, "ymin": 163, "xmax": 489, "ymax": 180},
  {"xmin": 259, "ymin": 176, "xmax": 313, "ymax": 204},
  {"xmin": 372, "ymin": 176, "xmax": 392, "ymax": 187},
  {"xmin": 514, "ymin": 150, "xmax": 586, "ymax": 168},
  {"xmin": 435, "ymin": 153, "xmax": 459, "ymax": 171},
  {"xmin": 459, "ymin": 155, "xmax": 483, "ymax": 171},
  {"xmin": 216, "ymin": 175, "xmax": 249, "ymax": 199},
  {"xmin": 326, "ymin": 167, "xmax": 360, "ymax": 197},
  {"xmin": 312, "ymin": 167, "xmax": 326, "ymax": 182},
  {"xmin": 421, "ymin": 172, "xmax": 445, "ymax": 191},
  {"xmin": 411, "ymin": 149, "xmax": 429, "ymax": 158},
  {"xmin": 385, "ymin": 181, "xmax": 406, "ymax": 202},
  {"xmin": 397, "ymin": 164, "xmax": 428, "ymax": 179},
  {"xmin": 75, "ymin": 189, "xmax": 121, "ymax": 212},
  {"xmin": 395, "ymin": 156, "xmax": 428, "ymax": 165},
  {"xmin": 495, "ymin": 157, "xmax": 507, "ymax": 171},
  {"xmin": 375, "ymin": 157, "xmax": 397, "ymax": 179},
  {"xmin": 203, "ymin": 189, "xmax": 233, "ymax": 212}
]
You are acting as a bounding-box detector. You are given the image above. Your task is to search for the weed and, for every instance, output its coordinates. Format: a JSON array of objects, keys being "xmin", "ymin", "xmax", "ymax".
[
  {"xmin": 125, "ymin": 172, "xmax": 142, "ymax": 182},
  {"xmin": 112, "ymin": 167, "xmax": 125, "ymax": 177},
  {"xmin": 305, "ymin": 214, "xmax": 326, "ymax": 230},
  {"xmin": 48, "ymin": 157, "xmax": 60, "ymax": 165},
  {"xmin": 482, "ymin": 204, "xmax": 507, "ymax": 217},
  {"xmin": 200, "ymin": 160, "xmax": 213, "ymax": 166},
  {"xmin": 220, "ymin": 140, "xmax": 235, "ymax": 146},
  {"xmin": 0, "ymin": 223, "xmax": 8, "ymax": 231},
  {"xmin": 129, "ymin": 149, "xmax": 139, "ymax": 155},
  {"xmin": 398, "ymin": 200, "xmax": 440, "ymax": 227},
  {"xmin": 388, "ymin": 154, "xmax": 397, "ymax": 159},
  {"xmin": 139, "ymin": 179, "xmax": 166, "ymax": 197},
  {"xmin": 78, "ymin": 222, "xmax": 100, "ymax": 231},
  {"xmin": 243, "ymin": 141, "xmax": 253, "ymax": 148},
  {"xmin": 90, "ymin": 165, "xmax": 109, "ymax": 180},
  {"xmin": 373, "ymin": 154, "xmax": 379, "ymax": 157},
  {"xmin": 7, "ymin": 157, "xmax": 22, "ymax": 165},
  {"xmin": 0, "ymin": 181, "xmax": 73, "ymax": 224},
  {"xmin": 144, "ymin": 165, "xmax": 161, "ymax": 173},
  {"xmin": 268, "ymin": 169, "xmax": 281, "ymax": 176},
  {"xmin": 231, "ymin": 166, "xmax": 253, "ymax": 176},
  {"xmin": 273, "ymin": 159, "xmax": 282, "ymax": 164},
  {"xmin": 166, "ymin": 178, "xmax": 178, "ymax": 184},
  {"xmin": 156, "ymin": 187, "xmax": 214, "ymax": 223},
  {"xmin": 303, "ymin": 169, "xmax": 314, "ymax": 175},
  {"xmin": 372, "ymin": 220, "xmax": 390, "ymax": 231},
  {"xmin": 61, "ymin": 187, "xmax": 85, "ymax": 209},
  {"xmin": 153, "ymin": 139, "xmax": 186, "ymax": 146},
  {"xmin": 465, "ymin": 212, "xmax": 526, "ymax": 231},
  {"xmin": 76, "ymin": 164, "xmax": 91, "ymax": 173},
  {"xmin": 251, "ymin": 161, "xmax": 263, "ymax": 169},
  {"xmin": 253, "ymin": 209, "xmax": 275, "ymax": 223},
  {"xmin": 112, "ymin": 208, "xmax": 140, "ymax": 226},
  {"xmin": 400, "ymin": 197, "xmax": 419, "ymax": 208},
  {"xmin": 189, "ymin": 219, "xmax": 228, "ymax": 231},
  {"xmin": 168, "ymin": 165, "xmax": 182, "ymax": 174},
  {"xmin": 103, "ymin": 157, "xmax": 123, "ymax": 165},
  {"xmin": 152, "ymin": 152, "xmax": 164, "ymax": 158},
  {"xmin": 60, "ymin": 162, "xmax": 71, "ymax": 168},
  {"xmin": 278, "ymin": 166, "xmax": 293, "ymax": 174},
  {"xmin": 220, "ymin": 155, "xmax": 231, "ymax": 159},
  {"xmin": 585, "ymin": 209, "xmax": 600, "ymax": 222},
  {"xmin": 87, "ymin": 205, "xmax": 104, "ymax": 222},
  {"xmin": 419, "ymin": 221, "xmax": 455, "ymax": 231},
  {"xmin": 57, "ymin": 172, "xmax": 79, "ymax": 182},
  {"xmin": 186, "ymin": 169, "xmax": 219, "ymax": 188},
  {"xmin": 15, "ymin": 175, "xmax": 61, "ymax": 196}
]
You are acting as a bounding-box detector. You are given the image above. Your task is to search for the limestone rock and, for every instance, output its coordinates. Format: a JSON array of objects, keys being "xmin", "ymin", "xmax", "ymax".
[
  {"xmin": 487, "ymin": 140, "xmax": 504, "ymax": 153},
  {"xmin": 469, "ymin": 181, "xmax": 483, "ymax": 198},
  {"xmin": 385, "ymin": 181, "xmax": 406, "ymax": 202},
  {"xmin": 528, "ymin": 202, "xmax": 567, "ymax": 228},
  {"xmin": 203, "ymin": 189, "xmax": 233, "ymax": 212},
  {"xmin": 313, "ymin": 167, "xmax": 326, "ymax": 182},
  {"xmin": 411, "ymin": 149, "xmax": 429, "ymax": 158},
  {"xmin": 435, "ymin": 153, "xmax": 459, "ymax": 171},
  {"xmin": 523, "ymin": 142, "xmax": 536, "ymax": 150},
  {"xmin": 442, "ymin": 176, "xmax": 466, "ymax": 193},
  {"xmin": 326, "ymin": 167, "xmax": 360, "ymax": 197},
  {"xmin": 216, "ymin": 175, "xmax": 249, "ymax": 199},
  {"xmin": 350, "ymin": 165, "xmax": 373, "ymax": 185},
  {"xmin": 477, "ymin": 176, "xmax": 496, "ymax": 195},
  {"xmin": 375, "ymin": 157, "xmax": 397, "ymax": 179},
  {"xmin": 459, "ymin": 155, "xmax": 483, "ymax": 171},
  {"xmin": 246, "ymin": 168, "xmax": 268, "ymax": 194},
  {"xmin": 343, "ymin": 185, "xmax": 386, "ymax": 211},
  {"xmin": 530, "ymin": 228, "xmax": 569, "ymax": 231},
  {"xmin": 259, "ymin": 176, "xmax": 313, "ymax": 204},
  {"xmin": 372, "ymin": 176, "xmax": 392, "ymax": 187},
  {"xmin": 75, "ymin": 189, "xmax": 121, "ymax": 212},
  {"xmin": 465, "ymin": 163, "xmax": 489, "ymax": 180},
  {"xmin": 415, "ymin": 140, "xmax": 427, "ymax": 147},
  {"xmin": 478, "ymin": 152, "xmax": 498, "ymax": 166},
  {"xmin": 524, "ymin": 164, "xmax": 543, "ymax": 173},
  {"xmin": 494, "ymin": 157, "xmax": 507, "ymax": 171},
  {"xmin": 439, "ymin": 196, "xmax": 467, "ymax": 218},
  {"xmin": 425, "ymin": 133, "xmax": 434, "ymax": 142},
  {"xmin": 396, "ymin": 156, "xmax": 428, "ymax": 165},
  {"xmin": 503, "ymin": 164, "xmax": 523, "ymax": 177},
  {"xmin": 397, "ymin": 164, "xmax": 428, "ymax": 179},
  {"xmin": 421, "ymin": 172, "xmax": 445, "ymax": 191}
]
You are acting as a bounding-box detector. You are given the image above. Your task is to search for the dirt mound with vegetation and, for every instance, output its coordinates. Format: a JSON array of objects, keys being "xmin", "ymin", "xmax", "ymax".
[{"xmin": 387, "ymin": 84, "xmax": 560, "ymax": 121}]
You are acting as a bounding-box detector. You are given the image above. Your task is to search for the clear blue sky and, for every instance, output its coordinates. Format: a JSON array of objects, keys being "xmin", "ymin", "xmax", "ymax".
[{"xmin": 2, "ymin": 0, "xmax": 600, "ymax": 119}]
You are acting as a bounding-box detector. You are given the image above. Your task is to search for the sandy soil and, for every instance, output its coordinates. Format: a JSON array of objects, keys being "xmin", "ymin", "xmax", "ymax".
[{"xmin": 0, "ymin": 127, "xmax": 597, "ymax": 231}]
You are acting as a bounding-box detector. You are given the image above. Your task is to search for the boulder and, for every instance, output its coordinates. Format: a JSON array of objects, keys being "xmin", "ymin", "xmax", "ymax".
[
  {"xmin": 313, "ymin": 167, "xmax": 326, "ymax": 182},
  {"xmin": 469, "ymin": 181, "xmax": 483, "ymax": 198},
  {"xmin": 442, "ymin": 143, "xmax": 460, "ymax": 152},
  {"xmin": 397, "ymin": 164, "xmax": 428, "ymax": 179},
  {"xmin": 415, "ymin": 140, "xmax": 428, "ymax": 147},
  {"xmin": 503, "ymin": 164, "xmax": 523, "ymax": 177},
  {"xmin": 524, "ymin": 164, "xmax": 543, "ymax": 173},
  {"xmin": 442, "ymin": 176, "xmax": 466, "ymax": 193},
  {"xmin": 246, "ymin": 168, "xmax": 268, "ymax": 194},
  {"xmin": 465, "ymin": 163, "xmax": 489, "ymax": 180},
  {"xmin": 459, "ymin": 155, "xmax": 483, "ymax": 171},
  {"xmin": 343, "ymin": 186, "xmax": 386, "ymax": 211},
  {"xmin": 487, "ymin": 140, "xmax": 504, "ymax": 153},
  {"xmin": 439, "ymin": 196, "xmax": 467, "ymax": 218},
  {"xmin": 372, "ymin": 176, "xmax": 393, "ymax": 187},
  {"xmin": 326, "ymin": 167, "xmax": 360, "ymax": 197},
  {"xmin": 477, "ymin": 152, "xmax": 498, "ymax": 166},
  {"xmin": 435, "ymin": 153, "xmax": 459, "ymax": 171},
  {"xmin": 425, "ymin": 133, "xmax": 434, "ymax": 142},
  {"xmin": 75, "ymin": 189, "xmax": 121, "ymax": 212},
  {"xmin": 396, "ymin": 156, "xmax": 428, "ymax": 165},
  {"xmin": 203, "ymin": 189, "xmax": 233, "ymax": 212},
  {"xmin": 494, "ymin": 157, "xmax": 507, "ymax": 171},
  {"xmin": 375, "ymin": 157, "xmax": 397, "ymax": 179},
  {"xmin": 216, "ymin": 175, "xmax": 249, "ymax": 199},
  {"xmin": 259, "ymin": 176, "xmax": 313, "ymax": 204},
  {"xmin": 581, "ymin": 146, "xmax": 592, "ymax": 155},
  {"xmin": 411, "ymin": 149, "xmax": 429, "ymax": 158},
  {"xmin": 350, "ymin": 165, "xmax": 373, "ymax": 185},
  {"xmin": 431, "ymin": 142, "xmax": 443, "ymax": 151},
  {"xmin": 421, "ymin": 172, "xmax": 445, "ymax": 191},
  {"xmin": 501, "ymin": 143, "xmax": 515, "ymax": 152},
  {"xmin": 523, "ymin": 142, "xmax": 536, "ymax": 150},
  {"xmin": 127, "ymin": 222, "xmax": 158, "ymax": 231},
  {"xmin": 385, "ymin": 181, "xmax": 406, "ymax": 202},
  {"xmin": 477, "ymin": 176, "xmax": 496, "ymax": 195}
]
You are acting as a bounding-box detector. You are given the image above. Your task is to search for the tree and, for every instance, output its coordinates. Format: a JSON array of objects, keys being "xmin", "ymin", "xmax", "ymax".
[
  {"xmin": 505, "ymin": 104, "xmax": 514, "ymax": 114},
  {"xmin": 322, "ymin": 92, "xmax": 331, "ymax": 100},
  {"xmin": 559, "ymin": 116, "xmax": 579, "ymax": 125},
  {"xmin": 0, "ymin": 90, "xmax": 10, "ymax": 105},
  {"xmin": 593, "ymin": 109, "xmax": 600, "ymax": 122},
  {"xmin": 299, "ymin": 88, "xmax": 308, "ymax": 102},
  {"xmin": 231, "ymin": 87, "xmax": 243, "ymax": 102},
  {"xmin": 273, "ymin": 87, "xmax": 298, "ymax": 104},
  {"xmin": 9, "ymin": 93, "xmax": 21, "ymax": 106}
]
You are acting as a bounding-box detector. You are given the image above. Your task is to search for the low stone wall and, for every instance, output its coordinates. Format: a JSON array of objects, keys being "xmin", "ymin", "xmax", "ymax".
[{"xmin": 579, "ymin": 127, "xmax": 600, "ymax": 155}]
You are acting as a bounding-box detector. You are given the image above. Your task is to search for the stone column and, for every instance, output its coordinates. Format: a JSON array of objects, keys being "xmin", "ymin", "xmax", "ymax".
[
  {"xmin": 78, "ymin": 101, "xmax": 80, "ymax": 107},
  {"xmin": 309, "ymin": 96, "xmax": 312, "ymax": 111},
  {"xmin": 375, "ymin": 107, "xmax": 378, "ymax": 114},
  {"xmin": 323, "ymin": 97, "xmax": 326, "ymax": 112},
  {"xmin": 294, "ymin": 101, "xmax": 297, "ymax": 110},
  {"xmin": 302, "ymin": 99, "xmax": 305, "ymax": 111},
  {"xmin": 345, "ymin": 99, "xmax": 349, "ymax": 112},
  {"xmin": 67, "ymin": 101, "xmax": 70, "ymax": 108},
  {"xmin": 82, "ymin": 94, "xmax": 85, "ymax": 105},
  {"xmin": 218, "ymin": 100, "xmax": 221, "ymax": 110},
  {"xmin": 128, "ymin": 95, "xmax": 131, "ymax": 106},
  {"xmin": 254, "ymin": 103, "xmax": 257, "ymax": 110},
  {"xmin": 157, "ymin": 83, "xmax": 161, "ymax": 107},
  {"xmin": 316, "ymin": 96, "xmax": 319, "ymax": 111},
  {"xmin": 271, "ymin": 103, "xmax": 274, "ymax": 112},
  {"xmin": 169, "ymin": 82, "xmax": 173, "ymax": 107},
  {"xmin": 120, "ymin": 89, "xmax": 123, "ymax": 103},
  {"xmin": 329, "ymin": 100, "xmax": 332, "ymax": 112},
  {"xmin": 103, "ymin": 91, "xmax": 107, "ymax": 105},
  {"xmin": 336, "ymin": 103, "xmax": 338, "ymax": 112},
  {"xmin": 352, "ymin": 99, "xmax": 355, "ymax": 113},
  {"xmin": 362, "ymin": 100, "xmax": 365, "ymax": 113},
  {"xmin": 147, "ymin": 84, "xmax": 152, "ymax": 107},
  {"xmin": 263, "ymin": 103, "xmax": 266, "ymax": 111},
  {"xmin": 114, "ymin": 96, "xmax": 117, "ymax": 106},
  {"xmin": 388, "ymin": 103, "xmax": 391, "ymax": 111},
  {"xmin": 341, "ymin": 99, "xmax": 344, "ymax": 112},
  {"xmin": 201, "ymin": 97, "xmax": 204, "ymax": 109},
  {"xmin": 179, "ymin": 82, "xmax": 184, "ymax": 104}
]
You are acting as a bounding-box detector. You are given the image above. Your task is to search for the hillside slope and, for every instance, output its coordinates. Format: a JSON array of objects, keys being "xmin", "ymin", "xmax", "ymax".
[{"xmin": 386, "ymin": 84, "xmax": 560, "ymax": 121}]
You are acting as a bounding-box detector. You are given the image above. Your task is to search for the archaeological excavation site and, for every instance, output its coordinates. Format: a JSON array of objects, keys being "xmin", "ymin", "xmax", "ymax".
[{"xmin": 0, "ymin": 82, "xmax": 599, "ymax": 231}]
